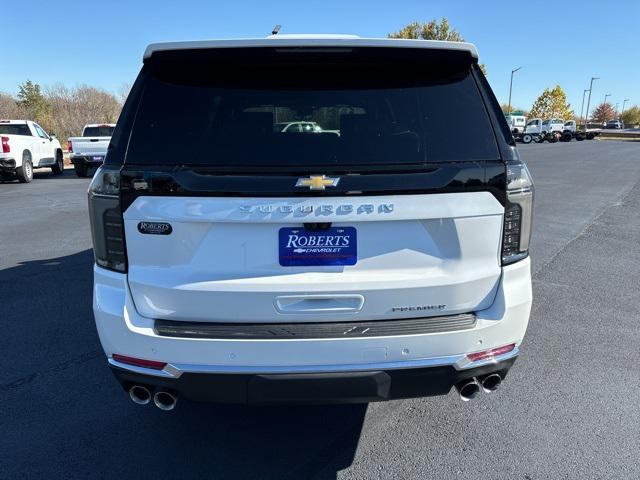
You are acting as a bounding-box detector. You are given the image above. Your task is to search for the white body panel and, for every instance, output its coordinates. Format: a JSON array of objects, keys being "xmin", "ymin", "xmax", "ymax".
[
  {"xmin": 94, "ymin": 257, "xmax": 531, "ymax": 370},
  {"xmin": 123, "ymin": 193, "xmax": 504, "ymax": 323},
  {"xmin": 144, "ymin": 36, "xmax": 479, "ymax": 60},
  {"xmin": 68, "ymin": 136, "xmax": 111, "ymax": 156},
  {"xmin": 524, "ymin": 118, "xmax": 542, "ymax": 134},
  {"xmin": 506, "ymin": 115, "xmax": 526, "ymax": 133},
  {"xmin": 0, "ymin": 120, "xmax": 61, "ymax": 168}
]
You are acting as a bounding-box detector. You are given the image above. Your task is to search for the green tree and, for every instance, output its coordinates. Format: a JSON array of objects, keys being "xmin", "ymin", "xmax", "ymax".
[
  {"xmin": 620, "ymin": 105, "xmax": 640, "ymax": 127},
  {"xmin": 17, "ymin": 80, "xmax": 53, "ymax": 129},
  {"xmin": 529, "ymin": 86, "xmax": 574, "ymax": 120},
  {"xmin": 388, "ymin": 17, "xmax": 487, "ymax": 75},
  {"xmin": 590, "ymin": 103, "xmax": 616, "ymax": 123}
]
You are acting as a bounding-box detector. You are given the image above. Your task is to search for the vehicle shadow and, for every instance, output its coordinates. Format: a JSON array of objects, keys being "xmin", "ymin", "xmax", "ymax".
[
  {"xmin": 0, "ymin": 168, "xmax": 88, "ymax": 183},
  {"xmin": 2, "ymin": 249, "xmax": 366, "ymax": 479},
  {"xmin": 32, "ymin": 168, "xmax": 92, "ymax": 180}
]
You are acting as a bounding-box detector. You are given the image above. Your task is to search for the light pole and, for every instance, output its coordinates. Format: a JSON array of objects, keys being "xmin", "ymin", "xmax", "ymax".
[
  {"xmin": 603, "ymin": 94, "xmax": 612, "ymax": 122},
  {"xmin": 583, "ymin": 77, "xmax": 599, "ymax": 131},
  {"xmin": 579, "ymin": 89, "xmax": 589, "ymax": 125},
  {"xmin": 507, "ymin": 67, "xmax": 522, "ymax": 116},
  {"xmin": 621, "ymin": 98, "xmax": 630, "ymax": 118}
]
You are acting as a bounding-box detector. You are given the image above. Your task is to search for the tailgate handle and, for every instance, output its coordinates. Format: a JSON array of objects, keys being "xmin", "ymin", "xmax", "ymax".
[{"xmin": 275, "ymin": 295, "xmax": 364, "ymax": 314}]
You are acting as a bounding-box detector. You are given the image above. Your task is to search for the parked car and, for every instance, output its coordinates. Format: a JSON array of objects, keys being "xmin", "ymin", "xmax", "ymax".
[
  {"xmin": 505, "ymin": 114, "xmax": 526, "ymax": 135},
  {"xmin": 89, "ymin": 35, "xmax": 533, "ymax": 409},
  {"xmin": 274, "ymin": 121, "xmax": 322, "ymax": 133},
  {"xmin": 68, "ymin": 124, "xmax": 116, "ymax": 177},
  {"xmin": 605, "ymin": 120, "xmax": 624, "ymax": 129},
  {"xmin": 0, "ymin": 120, "xmax": 64, "ymax": 183}
]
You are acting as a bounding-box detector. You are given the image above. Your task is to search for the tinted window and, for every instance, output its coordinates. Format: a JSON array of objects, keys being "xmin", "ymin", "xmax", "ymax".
[
  {"xmin": 83, "ymin": 126, "xmax": 115, "ymax": 137},
  {"xmin": 127, "ymin": 48, "xmax": 498, "ymax": 168},
  {"xmin": 0, "ymin": 124, "xmax": 31, "ymax": 136}
]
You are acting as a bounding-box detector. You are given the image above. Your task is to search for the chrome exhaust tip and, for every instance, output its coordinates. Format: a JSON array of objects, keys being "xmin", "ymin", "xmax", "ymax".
[
  {"xmin": 153, "ymin": 391, "xmax": 178, "ymax": 411},
  {"xmin": 455, "ymin": 378, "xmax": 481, "ymax": 402},
  {"xmin": 129, "ymin": 385, "xmax": 151, "ymax": 405},
  {"xmin": 480, "ymin": 373, "xmax": 502, "ymax": 393}
]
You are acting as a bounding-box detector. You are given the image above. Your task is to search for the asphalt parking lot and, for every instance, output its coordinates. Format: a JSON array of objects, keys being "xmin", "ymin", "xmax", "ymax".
[{"xmin": 2, "ymin": 140, "xmax": 640, "ymax": 479}]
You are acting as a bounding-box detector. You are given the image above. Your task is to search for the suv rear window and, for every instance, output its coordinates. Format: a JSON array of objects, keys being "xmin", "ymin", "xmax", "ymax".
[
  {"xmin": 83, "ymin": 126, "xmax": 115, "ymax": 137},
  {"xmin": 0, "ymin": 124, "xmax": 31, "ymax": 136},
  {"xmin": 126, "ymin": 48, "xmax": 499, "ymax": 168}
]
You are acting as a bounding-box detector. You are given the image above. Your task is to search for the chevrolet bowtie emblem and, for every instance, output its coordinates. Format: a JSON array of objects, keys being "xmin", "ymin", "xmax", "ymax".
[{"xmin": 295, "ymin": 175, "xmax": 340, "ymax": 191}]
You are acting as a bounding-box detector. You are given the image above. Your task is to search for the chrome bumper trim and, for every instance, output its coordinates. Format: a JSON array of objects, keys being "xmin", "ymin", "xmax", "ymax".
[{"xmin": 108, "ymin": 347, "xmax": 519, "ymax": 379}]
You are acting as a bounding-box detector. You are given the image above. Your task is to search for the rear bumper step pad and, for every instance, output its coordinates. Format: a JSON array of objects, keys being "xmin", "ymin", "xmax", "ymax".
[{"xmin": 154, "ymin": 313, "xmax": 477, "ymax": 340}]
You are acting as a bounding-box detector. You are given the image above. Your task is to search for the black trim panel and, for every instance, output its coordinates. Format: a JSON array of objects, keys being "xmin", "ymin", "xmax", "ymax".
[
  {"xmin": 110, "ymin": 357, "xmax": 516, "ymax": 405},
  {"xmin": 119, "ymin": 162, "xmax": 506, "ymax": 211},
  {"xmin": 154, "ymin": 313, "xmax": 477, "ymax": 339}
]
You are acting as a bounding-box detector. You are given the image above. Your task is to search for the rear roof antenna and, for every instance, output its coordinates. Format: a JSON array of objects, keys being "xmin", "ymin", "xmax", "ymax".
[{"xmin": 271, "ymin": 25, "xmax": 281, "ymax": 35}]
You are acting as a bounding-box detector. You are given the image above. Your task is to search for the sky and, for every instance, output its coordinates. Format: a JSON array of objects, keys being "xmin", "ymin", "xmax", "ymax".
[{"xmin": 3, "ymin": 0, "xmax": 639, "ymax": 114}]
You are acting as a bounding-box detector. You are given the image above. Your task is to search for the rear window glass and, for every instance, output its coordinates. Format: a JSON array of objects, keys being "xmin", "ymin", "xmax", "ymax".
[
  {"xmin": 126, "ymin": 48, "xmax": 499, "ymax": 168},
  {"xmin": 83, "ymin": 126, "xmax": 115, "ymax": 137},
  {"xmin": 0, "ymin": 124, "xmax": 31, "ymax": 136}
]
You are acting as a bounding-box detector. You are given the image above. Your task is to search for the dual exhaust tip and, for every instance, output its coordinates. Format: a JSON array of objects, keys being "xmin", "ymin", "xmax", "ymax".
[
  {"xmin": 455, "ymin": 373, "xmax": 502, "ymax": 401},
  {"xmin": 128, "ymin": 375, "xmax": 502, "ymax": 407},
  {"xmin": 129, "ymin": 385, "xmax": 178, "ymax": 411}
]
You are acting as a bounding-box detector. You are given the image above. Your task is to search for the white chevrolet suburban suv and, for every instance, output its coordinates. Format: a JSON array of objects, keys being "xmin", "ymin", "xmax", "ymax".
[
  {"xmin": 89, "ymin": 36, "xmax": 534, "ymax": 410},
  {"xmin": 0, "ymin": 120, "xmax": 64, "ymax": 182}
]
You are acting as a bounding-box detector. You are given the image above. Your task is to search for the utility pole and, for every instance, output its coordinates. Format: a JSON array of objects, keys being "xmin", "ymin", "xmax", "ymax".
[
  {"xmin": 507, "ymin": 67, "xmax": 522, "ymax": 116},
  {"xmin": 583, "ymin": 77, "xmax": 599, "ymax": 131}
]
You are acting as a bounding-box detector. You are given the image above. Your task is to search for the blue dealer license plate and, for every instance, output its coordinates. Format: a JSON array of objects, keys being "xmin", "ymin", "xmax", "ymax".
[{"xmin": 279, "ymin": 227, "xmax": 357, "ymax": 267}]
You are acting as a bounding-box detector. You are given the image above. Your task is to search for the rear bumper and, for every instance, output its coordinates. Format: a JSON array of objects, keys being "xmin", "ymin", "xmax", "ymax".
[
  {"xmin": 109, "ymin": 355, "xmax": 517, "ymax": 404},
  {"xmin": 93, "ymin": 257, "xmax": 532, "ymax": 404},
  {"xmin": 0, "ymin": 157, "xmax": 16, "ymax": 171},
  {"xmin": 70, "ymin": 155, "xmax": 104, "ymax": 165}
]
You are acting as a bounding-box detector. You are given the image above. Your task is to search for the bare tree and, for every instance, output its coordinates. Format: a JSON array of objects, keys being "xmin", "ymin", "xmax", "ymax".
[
  {"xmin": 117, "ymin": 82, "xmax": 132, "ymax": 104},
  {"xmin": 44, "ymin": 84, "xmax": 122, "ymax": 142},
  {"xmin": 0, "ymin": 92, "xmax": 27, "ymax": 119}
]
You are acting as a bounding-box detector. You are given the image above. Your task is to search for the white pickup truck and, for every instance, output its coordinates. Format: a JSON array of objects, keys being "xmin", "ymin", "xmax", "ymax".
[
  {"xmin": 68, "ymin": 124, "xmax": 115, "ymax": 177},
  {"xmin": 524, "ymin": 118, "xmax": 564, "ymax": 135},
  {"xmin": 0, "ymin": 119, "xmax": 64, "ymax": 183}
]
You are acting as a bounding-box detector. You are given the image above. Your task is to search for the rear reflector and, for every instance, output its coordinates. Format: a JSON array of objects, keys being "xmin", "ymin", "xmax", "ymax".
[
  {"xmin": 466, "ymin": 343, "xmax": 516, "ymax": 362},
  {"xmin": 112, "ymin": 354, "xmax": 167, "ymax": 370}
]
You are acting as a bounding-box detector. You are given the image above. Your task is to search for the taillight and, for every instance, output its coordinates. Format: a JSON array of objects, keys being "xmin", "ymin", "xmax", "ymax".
[
  {"xmin": 1, "ymin": 136, "xmax": 9, "ymax": 153},
  {"xmin": 466, "ymin": 343, "xmax": 516, "ymax": 362},
  {"xmin": 112, "ymin": 354, "xmax": 166, "ymax": 370},
  {"xmin": 88, "ymin": 167, "xmax": 127, "ymax": 272},
  {"xmin": 502, "ymin": 161, "xmax": 534, "ymax": 265},
  {"xmin": 68, "ymin": 140, "xmax": 73, "ymax": 152}
]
